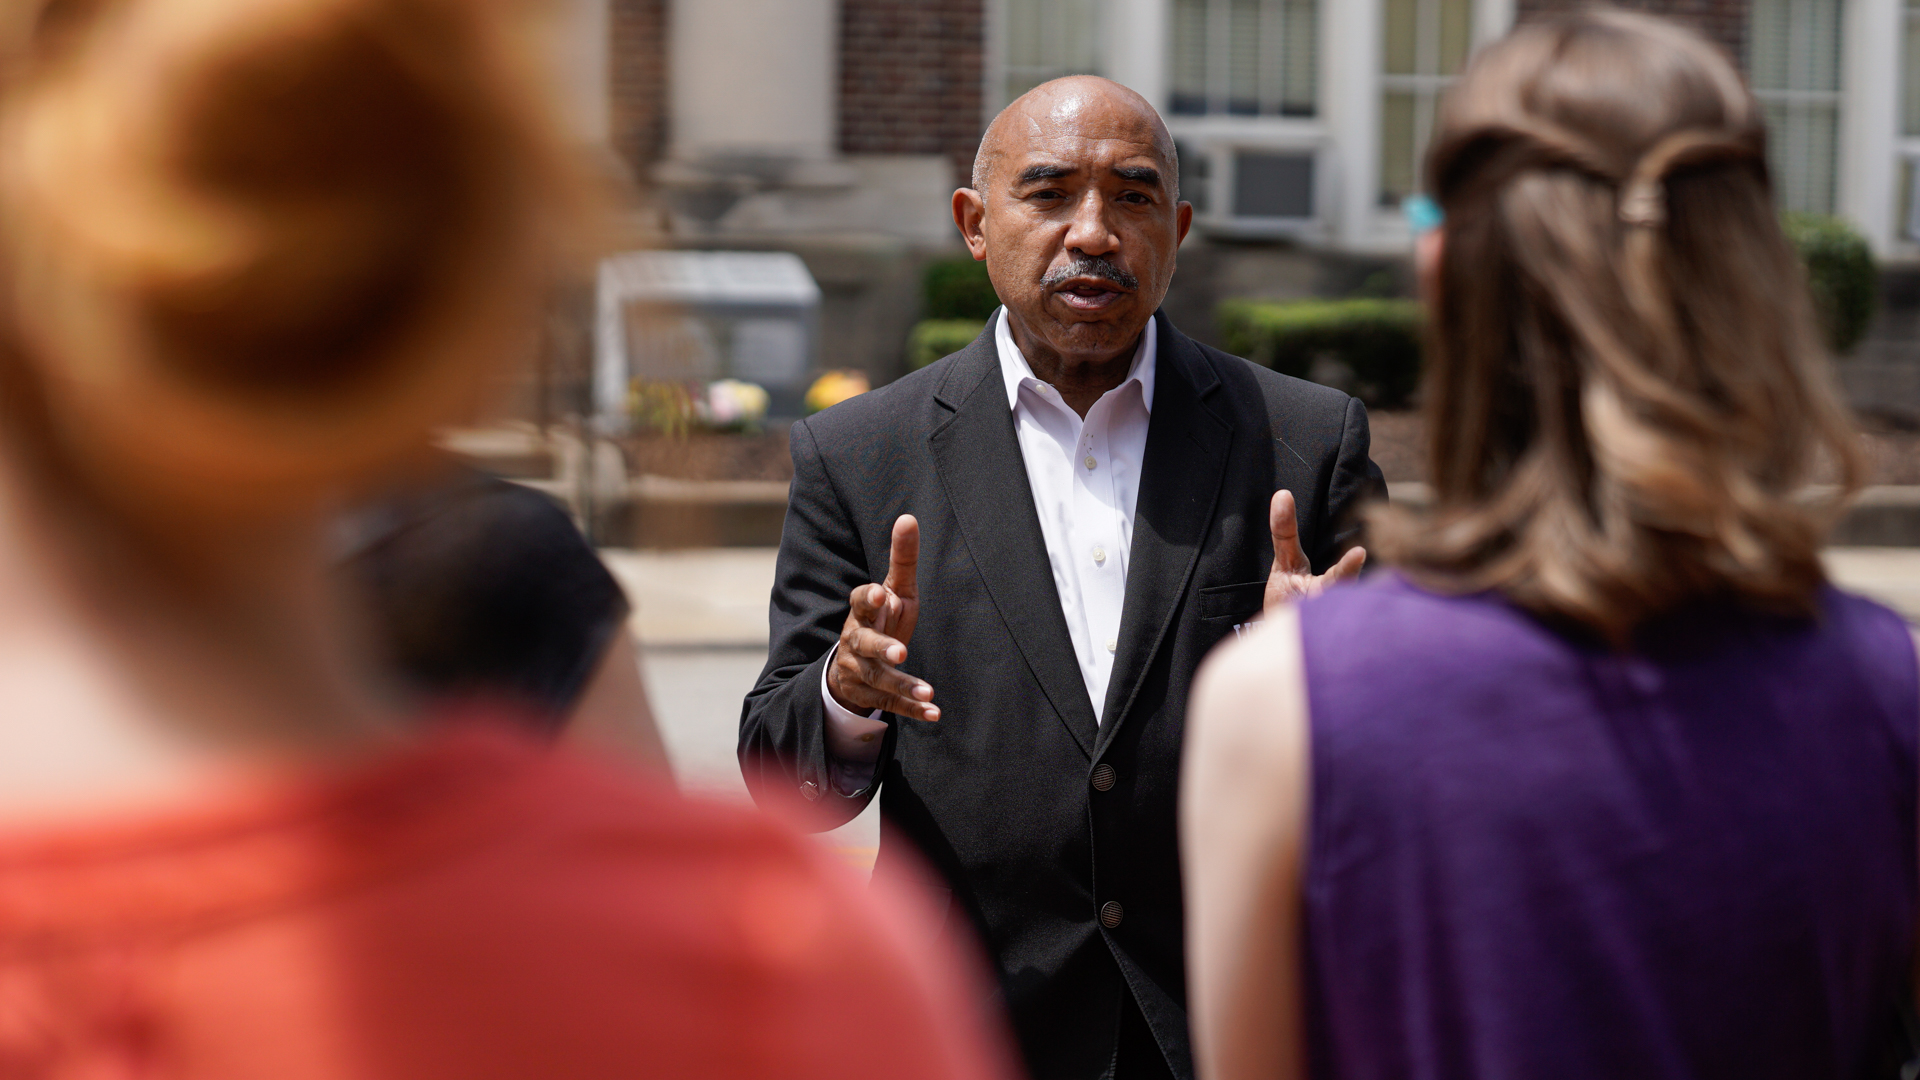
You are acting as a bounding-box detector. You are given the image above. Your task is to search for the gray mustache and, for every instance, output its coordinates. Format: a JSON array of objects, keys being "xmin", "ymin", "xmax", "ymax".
[{"xmin": 1041, "ymin": 256, "xmax": 1138, "ymax": 291}]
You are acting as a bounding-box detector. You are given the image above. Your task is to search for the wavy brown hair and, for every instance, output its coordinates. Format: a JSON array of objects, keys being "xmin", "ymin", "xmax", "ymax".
[{"xmin": 1370, "ymin": 9, "xmax": 1863, "ymax": 643}]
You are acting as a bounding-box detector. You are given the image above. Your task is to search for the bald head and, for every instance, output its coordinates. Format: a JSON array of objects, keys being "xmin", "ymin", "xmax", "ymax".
[
  {"xmin": 971, "ymin": 76, "xmax": 1178, "ymax": 199},
  {"xmin": 951, "ymin": 73, "xmax": 1192, "ymax": 382}
]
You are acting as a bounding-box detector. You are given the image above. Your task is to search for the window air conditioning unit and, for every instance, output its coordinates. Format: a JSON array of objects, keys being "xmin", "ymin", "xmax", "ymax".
[{"xmin": 1231, "ymin": 150, "xmax": 1316, "ymax": 221}]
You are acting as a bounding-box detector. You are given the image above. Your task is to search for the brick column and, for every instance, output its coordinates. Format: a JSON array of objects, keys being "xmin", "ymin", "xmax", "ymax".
[
  {"xmin": 839, "ymin": 0, "xmax": 987, "ymax": 187},
  {"xmin": 609, "ymin": 0, "xmax": 669, "ymax": 181}
]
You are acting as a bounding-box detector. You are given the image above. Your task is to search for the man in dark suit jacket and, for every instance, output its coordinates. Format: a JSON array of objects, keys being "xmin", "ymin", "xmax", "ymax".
[{"xmin": 741, "ymin": 76, "xmax": 1383, "ymax": 1080}]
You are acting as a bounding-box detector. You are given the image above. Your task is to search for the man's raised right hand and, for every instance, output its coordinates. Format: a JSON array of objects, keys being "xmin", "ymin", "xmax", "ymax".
[{"xmin": 828, "ymin": 515, "xmax": 939, "ymax": 722}]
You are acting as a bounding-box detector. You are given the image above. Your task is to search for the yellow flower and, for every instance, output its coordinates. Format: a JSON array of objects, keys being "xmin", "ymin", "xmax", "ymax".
[{"xmin": 805, "ymin": 369, "xmax": 871, "ymax": 414}]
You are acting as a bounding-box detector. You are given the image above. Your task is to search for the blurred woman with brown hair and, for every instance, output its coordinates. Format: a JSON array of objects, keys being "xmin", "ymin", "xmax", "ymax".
[
  {"xmin": 1183, "ymin": 11, "xmax": 1916, "ymax": 1080},
  {"xmin": 0, "ymin": 1, "xmax": 1006, "ymax": 1076}
]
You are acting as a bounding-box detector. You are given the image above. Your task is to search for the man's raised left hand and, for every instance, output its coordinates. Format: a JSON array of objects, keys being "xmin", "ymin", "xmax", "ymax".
[{"xmin": 1264, "ymin": 489, "xmax": 1365, "ymax": 613}]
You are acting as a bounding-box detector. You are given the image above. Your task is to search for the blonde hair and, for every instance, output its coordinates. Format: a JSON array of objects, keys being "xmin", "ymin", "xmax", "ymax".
[
  {"xmin": 1370, "ymin": 10, "xmax": 1863, "ymax": 643},
  {"xmin": 0, "ymin": 0, "xmax": 591, "ymax": 522}
]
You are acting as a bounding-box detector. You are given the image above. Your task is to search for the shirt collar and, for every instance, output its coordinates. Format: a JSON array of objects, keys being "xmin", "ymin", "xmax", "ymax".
[{"xmin": 993, "ymin": 307, "xmax": 1157, "ymax": 415}]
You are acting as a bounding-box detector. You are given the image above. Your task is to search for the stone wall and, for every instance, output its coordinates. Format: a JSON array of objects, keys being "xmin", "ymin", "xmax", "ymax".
[
  {"xmin": 838, "ymin": 0, "xmax": 988, "ymax": 186},
  {"xmin": 1516, "ymin": 0, "xmax": 1751, "ymax": 63},
  {"xmin": 610, "ymin": 0, "xmax": 670, "ymax": 183}
]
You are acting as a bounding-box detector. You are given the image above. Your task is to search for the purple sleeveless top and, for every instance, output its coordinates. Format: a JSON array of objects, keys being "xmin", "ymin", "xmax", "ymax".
[{"xmin": 1298, "ymin": 575, "xmax": 1919, "ymax": 1080}]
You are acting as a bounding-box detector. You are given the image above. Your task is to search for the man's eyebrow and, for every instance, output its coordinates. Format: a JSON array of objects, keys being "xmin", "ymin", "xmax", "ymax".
[
  {"xmin": 1114, "ymin": 165, "xmax": 1163, "ymax": 187},
  {"xmin": 1014, "ymin": 163, "xmax": 1075, "ymax": 185}
]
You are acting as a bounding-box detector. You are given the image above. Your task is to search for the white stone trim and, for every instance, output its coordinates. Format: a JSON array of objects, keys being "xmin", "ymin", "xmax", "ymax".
[{"xmin": 1840, "ymin": 0, "xmax": 1904, "ymax": 256}]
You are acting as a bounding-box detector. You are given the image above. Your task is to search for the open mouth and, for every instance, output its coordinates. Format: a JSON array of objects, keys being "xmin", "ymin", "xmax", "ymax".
[{"xmin": 1053, "ymin": 277, "xmax": 1131, "ymax": 311}]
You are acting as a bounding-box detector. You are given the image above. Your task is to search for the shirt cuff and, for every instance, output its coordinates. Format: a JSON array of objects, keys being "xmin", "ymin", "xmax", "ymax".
[{"xmin": 820, "ymin": 643, "xmax": 889, "ymax": 768}]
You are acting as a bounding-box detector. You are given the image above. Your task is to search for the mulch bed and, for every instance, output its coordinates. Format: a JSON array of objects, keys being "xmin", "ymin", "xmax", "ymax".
[
  {"xmin": 617, "ymin": 413, "xmax": 1920, "ymax": 487},
  {"xmin": 1366, "ymin": 411, "xmax": 1426, "ymax": 485},
  {"xmin": 618, "ymin": 429, "xmax": 796, "ymax": 483}
]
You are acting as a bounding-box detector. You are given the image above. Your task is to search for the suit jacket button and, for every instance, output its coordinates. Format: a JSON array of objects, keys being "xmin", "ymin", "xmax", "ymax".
[
  {"xmin": 1100, "ymin": 901, "xmax": 1124, "ymax": 929},
  {"xmin": 800, "ymin": 780, "xmax": 822, "ymax": 801},
  {"xmin": 1091, "ymin": 763, "xmax": 1116, "ymax": 791}
]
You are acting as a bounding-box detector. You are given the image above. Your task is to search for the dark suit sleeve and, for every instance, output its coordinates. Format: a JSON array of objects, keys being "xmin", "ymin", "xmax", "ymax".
[
  {"xmin": 1313, "ymin": 395, "xmax": 1389, "ymax": 570},
  {"xmin": 738, "ymin": 418, "xmax": 896, "ymax": 830}
]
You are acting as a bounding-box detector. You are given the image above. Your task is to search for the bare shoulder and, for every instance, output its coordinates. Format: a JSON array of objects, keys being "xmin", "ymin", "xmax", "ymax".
[
  {"xmin": 1186, "ymin": 606, "xmax": 1309, "ymax": 783},
  {"xmin": 1182, "ymin": 605, "xmax": 1315, "ymax": 1080}
]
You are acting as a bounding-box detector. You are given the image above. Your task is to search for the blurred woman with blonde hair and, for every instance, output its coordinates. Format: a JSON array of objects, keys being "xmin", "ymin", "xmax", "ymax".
[
  {"xmin": 0, "ymin": 1, "xmax": 1007, "ymax": 1075},
  {"xmin": 1183, "ymin": 11, "xmax": 1917, "ymax": 1080}
]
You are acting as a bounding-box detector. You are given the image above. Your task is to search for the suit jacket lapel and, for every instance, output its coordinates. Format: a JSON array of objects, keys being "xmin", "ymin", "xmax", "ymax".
[
  {"xmin": 929, "ymin": 331, "xmax": 1099, "ymax": 756},
  {"xmin": 1097, "ymin": 316, "xmax": 1232, "ymax": 751}
]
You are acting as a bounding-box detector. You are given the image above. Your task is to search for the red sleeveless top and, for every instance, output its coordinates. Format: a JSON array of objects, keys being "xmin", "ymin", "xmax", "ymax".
[{"xmin": 0, "ymin": 725, "xmax": 1011, "ymax": 1078}]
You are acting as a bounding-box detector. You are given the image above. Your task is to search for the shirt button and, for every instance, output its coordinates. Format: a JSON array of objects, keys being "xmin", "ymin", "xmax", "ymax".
[
  {"xmin": 1105, "ymin": 637, "xmax": 1117, "ymax": 653},
  {"xmin": 1092, "ymin": 546, "xmax": 1107, "ymax": 565},
  {"xmin": 1085, "ymin": 456, "xmax": 1097, "ymax": 470},
  {"xmin": 1100, "ymin": 901, "xmax": 1124, "ymax": 929}
]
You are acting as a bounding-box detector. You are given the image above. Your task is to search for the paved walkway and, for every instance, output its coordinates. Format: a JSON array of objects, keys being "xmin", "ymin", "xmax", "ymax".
[
  {"xmin": 604, "ymin": 548, "xmax": 778, "ymax": 649},
  {"xmin": 612, "ymin": 546, "xmax": 1920, "ymax": 870},
  {"xmin": 605, "ymin": 549, "xmax": 878, "ymax": 859}
]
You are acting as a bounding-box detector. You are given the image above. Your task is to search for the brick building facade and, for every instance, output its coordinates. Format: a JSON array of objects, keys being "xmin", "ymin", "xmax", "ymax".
[
  {"xmin": 838, "ymin": 0, "xmax": 987, "ymax": 187},
  {"xmin": 590, "ymin": 0, "xmax": 1917, "ymax": 391},
  {"xmin": 606, "ymin": 0, "xmax": 989, "ymax": 191},
  {"xmin": 608, "ymin": 0, "xmax": 669, "ymax": 183},
  {"xmin": 606, "ymin": 0, "xmax": 1882, "ymax": 241}
]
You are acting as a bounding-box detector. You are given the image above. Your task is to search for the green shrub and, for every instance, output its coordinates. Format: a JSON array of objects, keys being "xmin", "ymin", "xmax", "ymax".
[
  {"xmin": 908, "ymin": 318, "xmax": 988, "ymax": 370},
  {"xmin": 1217, "ymin": 298, "xmax": 1424, "ymax": 408},
  {"xmin": 923, "ymin": 258, "xmax": 1001, "ymax": 321},
  {"xmin": 1781, "ymin": 212, "xmax": 1877, "ymax": 355},
  {"xmin": 1211, "ymin": 215, "xmax": 1873, "ymax": 406}
]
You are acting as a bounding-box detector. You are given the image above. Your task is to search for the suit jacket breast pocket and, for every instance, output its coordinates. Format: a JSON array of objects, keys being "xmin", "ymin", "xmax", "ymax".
[{"xmin": 1198, "ymin": 580, "xmax": 1266, "ymax": 624}]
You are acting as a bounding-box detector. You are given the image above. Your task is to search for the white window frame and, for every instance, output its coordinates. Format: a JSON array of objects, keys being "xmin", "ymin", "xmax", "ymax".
[
  {"xmin": 999, "ymin": 0, "xmax": 1513, "ymax": 251},
  {"xmin": 985, "ymin": 0, "xmax": 1108, "ymax": 117},
  {"xmin": 1332, "ymin": 0, "xmax": 1510, "ymax": 252},
  {"xmin": 1107, "ymin": 0, "xmax": 1331, "ymax": 237},
  {"xmin": 1866, "ymin": 0, "xmax": 1919, "ymax": 256},
  {"xmin": 1163, "ymin": 0, "xmax": 1319, "ymax": 118},
  {"xmin": 1900, "ymin": 0, "xmax": 1920, "ymax": 246},
  {"xmin": 1752, "ymin": 0, "xmax": 1851, "ymax": 218},
  {"xmin": 1377, "ymin": 0, "xmax": 1469, "ymax": 208},
  {"xmin": 1174, "ymin": 131, "xmax": 1335, "ymax": 239}
]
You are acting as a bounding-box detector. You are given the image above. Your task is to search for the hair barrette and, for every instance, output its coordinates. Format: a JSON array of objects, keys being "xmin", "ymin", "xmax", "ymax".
[
  {"xmin": 1618, "ymin": 179, "xmax": 1665, "ymax": 227},
  {"xmin": 1403, "ymin": 194, "xmax": 1445, "ymax": 235}
]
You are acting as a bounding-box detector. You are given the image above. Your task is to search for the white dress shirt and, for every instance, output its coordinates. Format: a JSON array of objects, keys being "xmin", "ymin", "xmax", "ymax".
[{"xmin": 822, "ymin": 308, "xmax": 1156, "ymax": 779}]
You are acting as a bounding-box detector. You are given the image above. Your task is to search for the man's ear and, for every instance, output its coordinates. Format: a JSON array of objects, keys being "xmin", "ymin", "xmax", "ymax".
[
  {"xmin": 952, "ymin": 188, "xmax": 989, "ymax": 260},
  {"xmin": 1176, "ymin": 200, "xmax": 1194, "ymax": 246}
]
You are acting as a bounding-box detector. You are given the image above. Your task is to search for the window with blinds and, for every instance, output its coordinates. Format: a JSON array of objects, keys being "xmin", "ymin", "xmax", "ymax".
[
  {"xmin": 1167, "ymin": 0, "xmax": 1318, "ymax": 117},
  {"xmin": 1378, "ymin": 0, "xmax": 1474, "ymax": 207},
  {"xmin": 1001, "ymin": 0, "xmax": 1104, "ymax": 107},
  {"xmin": 1748, "ymin": 0, "xmax": 1845, "ymax": 216}
]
